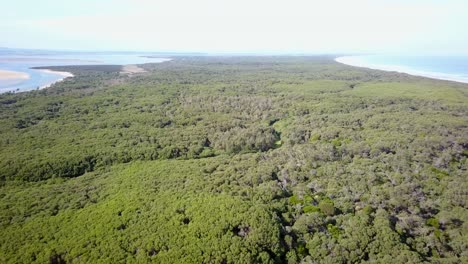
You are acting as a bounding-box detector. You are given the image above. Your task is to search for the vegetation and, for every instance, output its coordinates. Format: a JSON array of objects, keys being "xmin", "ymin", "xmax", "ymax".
[{"xmin": 0, "ymin": 56, "xmax": 467, "ymax": 263}]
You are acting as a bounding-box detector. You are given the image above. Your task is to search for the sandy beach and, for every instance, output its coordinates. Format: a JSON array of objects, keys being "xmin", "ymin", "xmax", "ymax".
[
  {"xmin": 0, "ymin": 69, "xmax": 30, "ymax": 80},
  {"xmin": 121, "ymin": 64, "xmax": 146, "ymax": 74},
  {"xmin": 335, "ymin": 56, "xmax": 468, "ymax": 84},
  {"xmin": 36, "ymin": 69, "xmax": 74, "ymax": 78},
  {"xmin": 35, "ymin": 69, "xmax": 74, "ymax": 89}
]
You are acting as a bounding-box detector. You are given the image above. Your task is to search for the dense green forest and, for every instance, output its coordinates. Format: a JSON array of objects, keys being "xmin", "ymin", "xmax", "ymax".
[{"xmin": 0, "ymin": 56, "xmax": 467, "ymax": 263}]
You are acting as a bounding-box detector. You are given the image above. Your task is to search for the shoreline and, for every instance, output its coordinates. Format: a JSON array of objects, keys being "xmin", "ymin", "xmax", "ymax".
[
  {"xmin": 335, "ymin": 56, "xmax": 468, "ymax": 84},
  {"xmin": 34, "ymin": 69, "xmax": 74, "ymax": 90},
  {"xmin": 0, "ymin": 55, "xmax": 171, "ymax": 94}
]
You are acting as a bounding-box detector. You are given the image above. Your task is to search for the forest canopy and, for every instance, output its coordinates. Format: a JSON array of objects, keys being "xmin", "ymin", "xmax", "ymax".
[{"xmin": 0, "ymin": 56, "xmax": 467, "ymax": 263}]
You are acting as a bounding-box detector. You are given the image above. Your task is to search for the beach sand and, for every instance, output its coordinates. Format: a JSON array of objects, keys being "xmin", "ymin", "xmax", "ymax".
[
  {"xmin": 36, "ymin": 69, "xmax": 74, "ymax": 78},
  {"xmin": 335, "ymin": 56, "xmax": 468, "ymax": 84},
  {"xmin": 121, "ymin": 64, "xmax": 146, "ymax": 74},
  {"xmin": 35, "ymin": 69, "xmax": 74, "ymax": 89},
  {"xmin": 0, "ymin": 69, "xmax": 30, "ymax": 80}
]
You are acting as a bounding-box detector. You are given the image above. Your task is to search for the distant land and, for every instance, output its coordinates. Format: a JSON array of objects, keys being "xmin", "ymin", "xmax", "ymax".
[{"xmin": 0, "ymin": 48, "xmax": 173, "ymax": 93}]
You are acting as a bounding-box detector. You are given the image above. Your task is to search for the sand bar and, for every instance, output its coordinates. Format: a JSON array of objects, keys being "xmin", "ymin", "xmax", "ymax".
[{"xmin": 0, "ymin": 69, "xmax": 30, "ymax": 80}]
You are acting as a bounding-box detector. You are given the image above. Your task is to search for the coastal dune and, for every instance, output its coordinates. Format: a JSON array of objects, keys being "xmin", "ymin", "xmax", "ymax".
[{"xmin": 121, "ymin": 64, "xmax": 146, "ymax": 74}]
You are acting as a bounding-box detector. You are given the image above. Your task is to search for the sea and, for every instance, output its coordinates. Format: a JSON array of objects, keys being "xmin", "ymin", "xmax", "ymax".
[
  {"xmin": 335, "ymin": 55, "xmax": 468, "ymax": 84},
  {"xmin": 0, "ymin": 48, "xmax": 171, "ymax": 93}
]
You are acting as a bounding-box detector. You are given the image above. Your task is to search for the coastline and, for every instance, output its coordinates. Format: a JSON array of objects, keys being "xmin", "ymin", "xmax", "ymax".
[
  {"xmin": 34, "ymin": 69, "xmax": 74, "ymax": 90},
  {"xmin": 335, "ymin": 56, "xmax": 468, "ymax": 84},
  {"xmin": 0, "ymin": 53, "xmax": 171, "ymax": 93}
]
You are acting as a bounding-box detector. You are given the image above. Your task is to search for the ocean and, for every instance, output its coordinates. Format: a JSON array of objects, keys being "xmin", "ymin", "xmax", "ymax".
[
  {"xmin": 0, "ymin": 49, "xmax": 170, "ymax": 93},
  {"xmin": 335, "ymin": 55, "xmax": 468, "ymax": 84}
]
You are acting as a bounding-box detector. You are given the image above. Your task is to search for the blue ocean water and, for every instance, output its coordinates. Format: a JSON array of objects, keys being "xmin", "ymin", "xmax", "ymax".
[
  {"xmin": 336, "ymin": 55, "xmax": 468, "ymax": 84},
  {"xmin": 0, "ymin": 50, "xmax": 170, "ymax": 93}
]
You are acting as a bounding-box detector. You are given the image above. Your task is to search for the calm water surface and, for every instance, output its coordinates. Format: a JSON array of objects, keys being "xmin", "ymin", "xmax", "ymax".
[{"xmin": 0, "ymin": 51, "xmax": 170, "ymax": 93}]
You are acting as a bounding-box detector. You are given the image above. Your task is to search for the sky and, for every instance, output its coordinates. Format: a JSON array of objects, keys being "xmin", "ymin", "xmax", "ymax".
[{"xmin": 1, "ymin": 0, "xmax": 467, "ymax": 54}]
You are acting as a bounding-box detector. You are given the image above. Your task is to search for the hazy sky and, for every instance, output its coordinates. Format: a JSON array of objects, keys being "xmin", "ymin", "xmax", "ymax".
[{"xmin": 1, "ymin": 0, "xmax": 467, "ymax": 54}]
